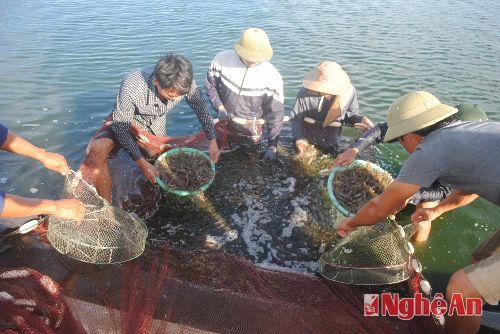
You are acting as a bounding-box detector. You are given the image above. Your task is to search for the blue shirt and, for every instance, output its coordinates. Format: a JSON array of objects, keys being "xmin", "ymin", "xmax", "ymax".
[{"xmin": 0, "ymin": 122, "xmax": 8, "ymax": 214}]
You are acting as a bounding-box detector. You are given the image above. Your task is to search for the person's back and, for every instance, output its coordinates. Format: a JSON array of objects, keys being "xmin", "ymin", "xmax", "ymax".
[{"xmin": 397, "ymin": 121, "xmax": 500, "ymax": 205}]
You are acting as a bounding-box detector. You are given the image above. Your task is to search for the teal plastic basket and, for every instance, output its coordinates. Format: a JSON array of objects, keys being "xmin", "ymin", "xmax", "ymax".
[
  {"xmin": 327, "ymin": 160, "xmax": 393, "ymax": 216},
  {"xmin": 154, "ymin": 147, "xmax": 216, "ymax": 197}
]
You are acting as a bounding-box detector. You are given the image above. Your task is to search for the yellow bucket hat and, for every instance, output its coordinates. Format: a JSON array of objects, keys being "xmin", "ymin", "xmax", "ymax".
[
  {"xmin": 303, "ymin": 61, "xmax": 354, "ymax": 110},
  {"xmin": 384, "ymin": 91, "xmax": 458, "ymax": 142},
  {"xmin": 234, "ymin": 28, "xmax": 273, "ymax": 63}
]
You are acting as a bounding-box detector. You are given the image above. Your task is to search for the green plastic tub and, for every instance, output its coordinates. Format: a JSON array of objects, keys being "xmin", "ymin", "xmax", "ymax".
[
  {"xmin": 154, "ymin": 147, "xmax": 215, "ymax": 197},
  {"xmin": 327, "ymin": 159, "xmax": 393, "ymax": 216}
]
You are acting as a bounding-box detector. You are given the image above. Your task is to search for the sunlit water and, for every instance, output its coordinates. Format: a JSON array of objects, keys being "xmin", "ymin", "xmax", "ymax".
[{"xmin": 1, "ymin": 0, "xmax": 499, "ymax": 292}]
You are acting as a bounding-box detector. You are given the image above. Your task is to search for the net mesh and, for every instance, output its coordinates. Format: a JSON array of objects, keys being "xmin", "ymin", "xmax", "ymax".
[
  {"xmin": 320, "ymin": 221, "xmax": 420, "ymax": 285},
  {"xmin": 6, "ymin": 120, "xmax": 442, "ymax": 333},
  {"xmin": 94, "ymin": 247, "xmax": 442, "ymax": 334},
  {"xmin": 0, "ymin": 268, "xmax": 86, "ymax": 334},
  {"xmin": 47, "ymin": 170, "xmax": 148, "ymax": 264},
  {"xmin": 0, "ymin": 131, "xmax": 445, "ymax": 334}
]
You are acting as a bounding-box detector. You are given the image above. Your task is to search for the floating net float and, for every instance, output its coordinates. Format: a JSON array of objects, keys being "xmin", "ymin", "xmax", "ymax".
[{"xmin": 47, "ymin": 170, "xmax": 148, "ymax": 264}]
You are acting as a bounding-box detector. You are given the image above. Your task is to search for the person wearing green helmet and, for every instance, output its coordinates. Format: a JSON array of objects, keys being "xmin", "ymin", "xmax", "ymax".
[
  {"xmin": 336, "ymin": 91, "xmax": 500, "ymax": 334},
  {"xmin": 205, "ymin": 28, "xmax": 284, "ymax": 161},
  {"xmin": 332, "ymin": 103, "xmax": 489, "ymax": 241},
  {"xmin": 333, "ymin": 103, "xmax": 488, "ymax": 167}
]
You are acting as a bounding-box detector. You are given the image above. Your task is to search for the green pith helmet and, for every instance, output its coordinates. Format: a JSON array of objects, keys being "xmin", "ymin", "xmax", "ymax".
[
  {"xmin": 384, "ymin": 91, "xmax": 458, "ymax": 142},
  {"xmin": 234, "ymin": 28, "xmax": 273, "ymax": 63},
  {"xmin": 455, "ymin": 103, "xmax": 488, "ymax": 122}
]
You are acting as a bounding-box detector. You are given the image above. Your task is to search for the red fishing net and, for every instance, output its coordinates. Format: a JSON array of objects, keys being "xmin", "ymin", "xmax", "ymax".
[
  {"xmin": 92, "ymin": 247, "xmax": 443, "ymax": 334},
  {"xmin": 0, "ymin": 117, "xmax": 445, "ymax": 334},
  {"xmin": 0, "ymin": 267, "xmax": 85, "ymax": 334}
]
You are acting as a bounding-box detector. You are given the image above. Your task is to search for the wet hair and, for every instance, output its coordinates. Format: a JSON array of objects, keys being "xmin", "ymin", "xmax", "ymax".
[
  {"xmin": 413, "ymin": 115, "xmax": 459, "ymax": 137},
  {"xmin": 154, "ymin": 53, "xmax": 193, "ymax": 94}
]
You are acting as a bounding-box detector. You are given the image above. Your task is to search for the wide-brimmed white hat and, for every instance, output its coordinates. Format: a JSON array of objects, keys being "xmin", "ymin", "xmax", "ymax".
[
  {"xmin": 303, "ymin": 61, "xmax": 354, "ymax": 109},
  {"xmin": 234, "ymin": 28, "xmax": 273, "ymax": 63}
]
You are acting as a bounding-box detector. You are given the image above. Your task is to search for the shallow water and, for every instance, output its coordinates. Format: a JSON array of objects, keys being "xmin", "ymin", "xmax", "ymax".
[{"xmin": 1, "ymin": 0, "xmax": 499, "ymax": 293}]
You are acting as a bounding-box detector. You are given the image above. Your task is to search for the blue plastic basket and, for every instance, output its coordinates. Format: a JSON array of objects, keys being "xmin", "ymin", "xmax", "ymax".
[
  {"xmin": 327, "ymin": 160, "xmax": 393, "ymax": 216},
  {"xmin": 154, "ymin": 147, "xmax": 216, "ymax": 197}
]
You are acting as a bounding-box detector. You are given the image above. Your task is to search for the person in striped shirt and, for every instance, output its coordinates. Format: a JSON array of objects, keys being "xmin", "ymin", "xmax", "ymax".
[
  {"xmin": 86, "ymin": 53, "xmax": 220, "ymax": 202},
  {"xmin": 205, "ymin": 28, "xmax": 284, "ymax": 160}
]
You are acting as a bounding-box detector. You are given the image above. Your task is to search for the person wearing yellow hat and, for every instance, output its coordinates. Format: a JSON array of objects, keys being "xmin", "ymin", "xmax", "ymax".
[
  {"xmin": 336, "ymin": 91, "xmax": 500, "ymax": 333},
  {"xmin": 332, "ymin": 103, "xmax": 489, "ymax": 241},
  {"xmin": 205, "ymin": 28, "xmax": 284, "ymax": 160},
  {"xmin": 290, "ymin": 61, "xmax": 374, "ymax": 156}
]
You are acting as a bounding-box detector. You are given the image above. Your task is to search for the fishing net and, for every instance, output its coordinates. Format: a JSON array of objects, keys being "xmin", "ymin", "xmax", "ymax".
[
  {"xmin": 318, "ymin": 215, "xmax": 444, "ymax": 325},
  {"xmin": 54, "ymin": 247, "xmax": 442, "ymax": 334},
  {"xmin": 0, "ymin": 125, "xmax": 445, "ymax": 333},
  {"xmin": 0, "ymin": 267, "xmax": 85, "ymax": 334},
  {"xmin": 47, "ymin": 170, "xmax": 148, "ymax": 264},
  {"xmin": 19, "ymin": 118, "xmax": 444, "ymax": 332},
  {"xmin": 319, "ymin": 220, "xmax": 420, "ymax": 285}
]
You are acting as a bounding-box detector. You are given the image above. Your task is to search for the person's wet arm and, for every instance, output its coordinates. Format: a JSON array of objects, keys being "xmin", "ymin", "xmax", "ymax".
[
  {"xmin": 262, "ymin": 84, "xmax": 284, "ymax": 148},
  {"xmin": 412, "ymin": 189, "xmax": 478, "ymax": 223},
  {"xmin": 351, "ymin": 122, "xmax": 388, "ymax": 152},
  {"xmin": 1, "ymin": 125, "xmax": 70, "ymax": 175},
  {"xmin": 110, "ymin": 81, "xmax": 143, "ymax": 162},
  {"xmin": 1, "ymin": 194, "xmax": 84, "ymax": 222},
  {"xmin": 410, "ymin": 181, "xmax": 451, "ymax": 205},
  {"xmin": 204, "ymin": 57, "xmax": 224, "ymax": 112},
  {"xmin": 186, "ymin": 82, "xmax": 217, "ymax": 141},
  {"xmin": 337, "ymin": 181, "xmax": 420, "ymax": 235},
  {"xmin": 332, "ymin": 122, "xmax": 388, "ymax": 167},
  {"xmin": 186, "ymin": 82, "xmax": 220, "ymax": 162}
]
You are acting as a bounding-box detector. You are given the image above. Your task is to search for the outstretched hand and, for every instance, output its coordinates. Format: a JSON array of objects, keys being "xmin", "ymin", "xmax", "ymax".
[
  {"xmin": 336, "ymin": 217, "xmax": 356, "ymax": 237},
  {"xmin": 40, "ymin": 151, "xmax": 70, "ymax": 176},
  {"xmin": 331, "ymin": 148, "xmax": 358, "ymax": 167},
  {"xmin": 209, "ymin": 139, "xmax": 220, "ymax": 163},
  {"xmin": 411, "ymin": 207, "xmax": 441, "ymax": 223},
  {"xmin": 53, "ymin": 199, "xmax": 85, "ymax": 223},
  {"xmin": 136, "ymin": 158, "xmax": 159, "ymax": 184}
]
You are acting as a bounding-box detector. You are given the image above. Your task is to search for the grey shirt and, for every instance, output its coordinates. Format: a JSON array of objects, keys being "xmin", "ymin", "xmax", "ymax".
[{"xmin": 397, "ymin": 121, "xmax": 500, "ymax": 206}]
